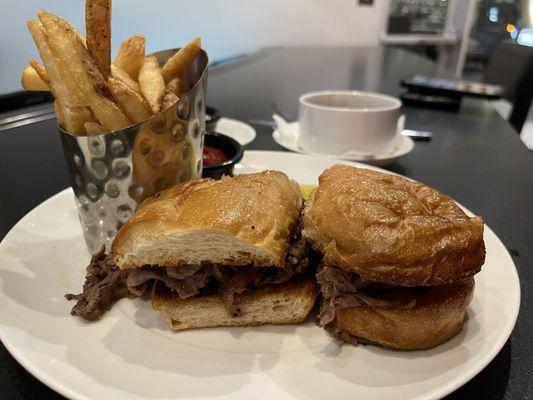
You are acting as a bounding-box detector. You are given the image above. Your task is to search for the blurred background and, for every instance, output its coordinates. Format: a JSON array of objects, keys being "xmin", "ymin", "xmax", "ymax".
[{"xmin": 1, "ymin": 0, "xmax": 532, "ymax": 142}]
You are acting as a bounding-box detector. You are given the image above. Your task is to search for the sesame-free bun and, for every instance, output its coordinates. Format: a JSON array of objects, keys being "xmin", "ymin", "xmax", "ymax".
[
  {"xmin": 112, "ymin": 171, "xmax": 302, "ymax": 269},
  {"xmin": 329, "ymin": 278, "xmax": 474, "ymax": 350},
  {"xmin": 303, "ymin": 165, "xmax": 485, "ymax": 286},
  {"xmin": 152, "ymin": 278, "xmax": 318, "ymax": 331}
]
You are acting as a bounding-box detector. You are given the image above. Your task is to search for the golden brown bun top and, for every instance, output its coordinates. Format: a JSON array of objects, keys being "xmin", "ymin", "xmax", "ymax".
[
  {"xmin": 303, "ymin": 165, "xmax": 485, "ymax": 286},
  {"xmin": 112, "ymin": 171, "xmax": 303, "ymax": 268}
]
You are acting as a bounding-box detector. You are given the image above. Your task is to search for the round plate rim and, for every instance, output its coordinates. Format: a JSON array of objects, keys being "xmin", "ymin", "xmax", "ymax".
[
  {"xmin": 0, "ymin": 150, "xmax": 521, "ymax": 400},
  {"xmin": 241, "ymin": 151, "xmax": 521, "ymax": 400}
]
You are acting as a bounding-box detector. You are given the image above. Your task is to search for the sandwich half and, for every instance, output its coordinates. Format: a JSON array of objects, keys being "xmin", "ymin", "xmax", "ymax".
[
  {"xmin": 67, "ymin": 171, "xmax": 318, "ymax": 327},
  {"xmin": 303, "ymin": 164, "xmax": 484, "ymax": 350},
  {"xmin": 109, "ymin": 170, "xmax": 318, "ymax": 330}
]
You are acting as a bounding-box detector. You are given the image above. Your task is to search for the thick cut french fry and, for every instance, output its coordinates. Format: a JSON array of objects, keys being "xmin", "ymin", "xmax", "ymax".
[
  {"xmin": 162, "ymin": 90, "xmax": 179, "ymax": 110},
  {"xmin": 108, "ymin": 77, "xmax": 152, "ymax": 123},
  {"xmin": 138, "ymin": 56, "xmax": 165, "ymax": 113},
  {"xmin": 111, "ymin": 64, "xmax": 141, "ymax": 93},
  {"xmin": 21, "ymin": 63, "xmax": 49, "ymax": 91},
  {"xmin": 84, "ymin": 121, "xmax": 105, "ymax": 135},
  {"xmin": 54, "ymin": 100, "xmax": 65, "ymax": 127},
  {"xmin": 115, "ymin": 35, "xmax": 145, "ymax": 80},
  {"xmin": 167, "ymin": 77, "xmax": 181, "ymax": 96},
  {"xmin": 27, "ymin": 20, "xmax": 86, "ymax": 107},
  {"xmin": 55, "ymin": 101, "xmax": 93, "ymax": 134},
  {"xmin": 72, "ymin": 26, "xmax": 87, "ymax": 48},
  {"xmin": 38, "ymin": 11, "xmax": 131, "ymax": 132},
  {"xmin": 161, "ymin": 37, "xmax": 201, "ymax": 83},
  {"xmin": 63, "ymin": 106, "xmax": 93, "ymax": 134},
  {"xmin": 29, "ymin": 59, "xmax": 49, "ymax": 82},
  {"xmin": 86, "ymin": 0, "xmax": 111, "ymax": 78}
]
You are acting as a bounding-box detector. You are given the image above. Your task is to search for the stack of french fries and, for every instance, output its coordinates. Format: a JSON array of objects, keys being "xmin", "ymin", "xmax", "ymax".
[{"xmin": 21, "ymin": 0, "xmax": 201, "ymax": 135}]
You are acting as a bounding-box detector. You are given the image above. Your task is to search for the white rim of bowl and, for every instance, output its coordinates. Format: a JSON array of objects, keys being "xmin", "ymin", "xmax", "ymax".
[{"xmin": 299, "ymin": 90, "xmax": 402, "ymax": 112}]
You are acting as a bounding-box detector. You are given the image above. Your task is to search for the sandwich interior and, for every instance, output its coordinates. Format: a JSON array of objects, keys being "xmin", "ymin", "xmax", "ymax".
[
  {"xmin": 66, "ymin": 217, "xmax": 318, "ymax": 322},
  {"xmin": 316, "ymin": 263, "xmax": 474, "ymax": 349}
]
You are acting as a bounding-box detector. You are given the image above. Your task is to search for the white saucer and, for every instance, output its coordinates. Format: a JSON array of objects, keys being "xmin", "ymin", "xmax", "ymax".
[
  {"xmin": 272, "ymin": 121, "xmax": 414, "ymax": 166},
  {"xmin": 214, "ymin": 117, "xmax": 256, "ymax": 145}
]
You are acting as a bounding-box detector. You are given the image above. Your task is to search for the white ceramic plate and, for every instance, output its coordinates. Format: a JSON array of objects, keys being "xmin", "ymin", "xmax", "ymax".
[
  {"xmin": 215, "ymin": 117, "xmax": 256, "ymax": 145},
  {"xmin": 273, "ymin": 121, "xmax": 414, "ymax": 166},
  {"xmin": 0, "ymin": 151, "xmax": 520, "ymax": 400}
]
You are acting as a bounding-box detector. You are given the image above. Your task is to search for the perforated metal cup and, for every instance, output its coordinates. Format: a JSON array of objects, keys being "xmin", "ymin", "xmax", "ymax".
[{"xmin": 59, "ymin": 49, "xmax": 208, "ymax": 253}]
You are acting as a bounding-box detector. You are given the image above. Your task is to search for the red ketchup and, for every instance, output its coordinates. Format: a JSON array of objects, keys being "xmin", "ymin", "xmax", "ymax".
[{"xmin": 203, "ymin": 146, "xmax": 228, "ymax": 166}]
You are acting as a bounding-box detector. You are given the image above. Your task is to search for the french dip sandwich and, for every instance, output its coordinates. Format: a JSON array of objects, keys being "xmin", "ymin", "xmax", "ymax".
[
  {"xmin": 302, "ymin": 165, "xmax": 485, "ymax": 350},
  {"xmin": 67, "ymin": 171, "xmax": 318, "ymax": 330}
]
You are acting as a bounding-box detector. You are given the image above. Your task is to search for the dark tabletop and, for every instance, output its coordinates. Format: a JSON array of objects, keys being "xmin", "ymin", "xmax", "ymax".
[{"xmin": 0, "ymin": 47, "xmax": 532, "ymax": 400}]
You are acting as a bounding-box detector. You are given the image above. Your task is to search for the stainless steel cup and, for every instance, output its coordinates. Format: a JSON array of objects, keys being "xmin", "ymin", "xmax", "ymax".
[{"xmin": 59, "ymin": 49, "xmax": 208, "ymax": 253}]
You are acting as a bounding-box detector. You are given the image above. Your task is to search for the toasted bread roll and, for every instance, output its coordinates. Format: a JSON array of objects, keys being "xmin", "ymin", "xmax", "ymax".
[
  {"xmin": 328, "ymin": 278, "xmax": 474, "ymax": 350},
  {"xmin": 303, "ymin": 165, "xmax": 485, "ymax": 286},
  {"xmin": 152, "ymin": 278, "xmax": 318, "ymax": 331},
  {"xmin": 112, "ymin": 171, "xmax": 303, "ymax": 269}
]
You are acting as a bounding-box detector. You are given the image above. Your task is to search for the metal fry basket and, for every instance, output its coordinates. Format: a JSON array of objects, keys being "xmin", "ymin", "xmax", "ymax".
[{"xmin": 59, "ymin": 49, "xmax": 208, "ymax": 253}]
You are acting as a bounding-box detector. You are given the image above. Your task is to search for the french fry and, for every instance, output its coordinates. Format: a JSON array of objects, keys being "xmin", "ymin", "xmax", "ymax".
[
  {"xmin": 161, "ymin": 37, "xmax": 201, "ymax": 83},
  {"xmin": 138, "ymin": 56, "xmax": 165, "ymax": 113},
  {"xmin": 167, "ymin": 77, "xmax": 180, "ymax": 96},
  {"xmin": 108, "ymin": 77, "xmax": 152, "ymax": 123},
  {"xmin": 25, "ymin": 7, "xmax": 202, "ymax": 137},
  {"xmin": 61, "ymin": 20, "xmax": 87, "ymax": 48},
  {"xmin": 111, "ymin": 64, "xmax": 141, "ymax": 93},
  {"xmin": 29, "ymin": 59, "xmax": 49, "ymax": 82},
  {"xmin": 27, "ymin": 20, "xmax": 86, "ymax": 107},
  {"xmin": 63, "ymin": 106, "xmax": 93, "ymax": 134},
  {"xmin": 28, "ymin": 20, "xmax": 91, "ymax": 134},
  {"xmin": 115, "ymin": 35, "xmax": 145, "ymax": 80},
  {"xmin": 38, "ymin": 11, "xmax": 131, "ymax": 132},
  {"xmin": 72, "ymin": 26, "xmax": 87, "ymax": 48},
  {"xmin": 86, "ymin": 0, "xmax": 111, "ymax": 78},
  {"xmin": 84, "ymin": 121, "xmax": 105, "ymax": 135},
  {"xmin": 21, "ymin": 63, "xmax": 50, "ymax": 91},
  {"xmin": 54, "ymin": 100, "xmax": 65, "ymax": 127},
  {"xmin": 162, "ymin": 90, "xmax": 179, "ymax": 110},
  {"xmin": 55, "ymin": 100, "xmax": 93, "ymax": 134}
]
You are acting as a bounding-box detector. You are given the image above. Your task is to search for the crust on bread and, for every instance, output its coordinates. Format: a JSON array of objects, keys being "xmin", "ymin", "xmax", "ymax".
[
  {"xmin": 303, "ymin": 165, "xmax": 485, "ymax": 286},
  {"xmin": 329, "ymin": 278, "xmax": 474, "ymax": 350},
  {"xmin": 151, "ymin": 278, "xmax": 318, "ymax": 331},
  {"xmin": 112, "ymin": 171, "xmax": 303, "ymax": 269}
]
